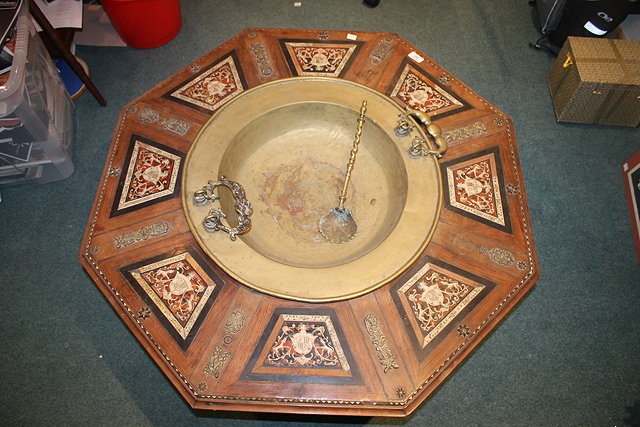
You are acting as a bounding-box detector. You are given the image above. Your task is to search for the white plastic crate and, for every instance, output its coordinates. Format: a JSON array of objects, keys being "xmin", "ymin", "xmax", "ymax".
[{"xmin": 0, "ymin": 0, "xmax": 75, "ymax": 186}]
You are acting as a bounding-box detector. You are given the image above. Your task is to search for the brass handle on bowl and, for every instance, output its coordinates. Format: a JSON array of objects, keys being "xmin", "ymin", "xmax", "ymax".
[
  {"xmin": 405, "ymin": 107, "xmax": 448, "ymax": 159},
  {"xmin": 193, "ymin": 175, "xmax": 253, "ymax": 241}
]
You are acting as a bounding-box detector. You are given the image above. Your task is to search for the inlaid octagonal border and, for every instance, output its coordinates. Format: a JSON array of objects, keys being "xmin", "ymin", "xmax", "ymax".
[{"xmin": 79, "ymin": 28, "xmax": 539, "ymax": 415}]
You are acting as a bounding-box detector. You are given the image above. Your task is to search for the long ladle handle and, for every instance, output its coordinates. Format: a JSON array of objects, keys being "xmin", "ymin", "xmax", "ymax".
[{"xmin": 338, "ymin": 100, "xmax": 367, "ymax": 210}]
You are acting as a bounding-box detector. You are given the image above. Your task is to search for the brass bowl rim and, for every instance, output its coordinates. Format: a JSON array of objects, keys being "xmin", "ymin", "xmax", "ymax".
[{"xmin": 182, "ymin": 76, "xmax": 442, "ymax": 302}]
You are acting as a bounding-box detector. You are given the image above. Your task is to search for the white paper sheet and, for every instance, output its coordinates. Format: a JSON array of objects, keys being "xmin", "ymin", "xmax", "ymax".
[{"xmin": 34, "ymin": 0, "xmax": 82, "ymax": 29}]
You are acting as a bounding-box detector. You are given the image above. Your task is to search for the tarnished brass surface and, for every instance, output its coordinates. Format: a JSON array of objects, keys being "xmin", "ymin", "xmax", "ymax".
[{"xmin": 182, "ymin": 77, "xmax": 443, "ymax": 302}]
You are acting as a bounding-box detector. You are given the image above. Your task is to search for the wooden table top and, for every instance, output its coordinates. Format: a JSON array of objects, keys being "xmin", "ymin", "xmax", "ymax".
[{"xmin": 79, "ymin": 27, "xmax": 539, "ymax": 416}]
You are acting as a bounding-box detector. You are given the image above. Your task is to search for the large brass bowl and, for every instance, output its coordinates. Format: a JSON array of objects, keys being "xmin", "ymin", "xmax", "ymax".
[{"xmin": 182, "ymin": 77, "xmax": 442, "ymax": 302}]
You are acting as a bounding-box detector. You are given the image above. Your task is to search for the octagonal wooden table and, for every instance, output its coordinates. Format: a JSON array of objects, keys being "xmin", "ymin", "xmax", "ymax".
[{"xmin": 79, "ymin": 28, "xmax": 539, "ymax": 416}]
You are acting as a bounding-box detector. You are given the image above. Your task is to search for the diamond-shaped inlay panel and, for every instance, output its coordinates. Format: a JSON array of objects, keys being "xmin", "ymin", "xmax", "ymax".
[
  {"xmin": 279, "ymin": 39, "xmax": 361, "ymax": 77},
  {"xmin": 392, "ymin": 259, "xmax": 495, "ymax": 355},
  {"xmin": 388, "ymin": 61, "xmax": 469, "ymax": 119},
  {"xmin": 399, "ymin": 266, "xmax": 483, "ymax": 348},
  {"xmin": 111, "ymin": 135, "xmax": 183, "ymax": 216},
  {"xmin": 121, "ymin": 248, "xmax": 223, "ymax": 350},
  {"xmin": 242, "ymin": 307, "xmax": 360, "ymax": 384},
  {"xmin": 163, "ymin": 51, "xmax": 247, "ymax": 113},
  {"xmin": 265, "ymin": 314, "xmax": 349, "ymax": 370},
  {"xmin": 442, "ymin": 147, "xmax": 512, "ymax": 232}
]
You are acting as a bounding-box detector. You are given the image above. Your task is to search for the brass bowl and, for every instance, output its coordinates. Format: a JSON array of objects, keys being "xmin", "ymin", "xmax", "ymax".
[{"xmin": 182, "ymin": 77, "xmax": 442, "ymax": 302}]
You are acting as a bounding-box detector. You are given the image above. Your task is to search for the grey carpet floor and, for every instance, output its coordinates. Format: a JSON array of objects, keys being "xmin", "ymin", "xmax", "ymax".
[{"xmin": 1, "ymin": 1, "xmax": 639, "ymax": 425}]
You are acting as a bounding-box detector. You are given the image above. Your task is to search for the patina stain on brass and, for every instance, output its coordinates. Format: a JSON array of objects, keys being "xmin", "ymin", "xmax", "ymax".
[{"xmin": 182, "ymin": 77, "xmax": 443, "ymax": 302}]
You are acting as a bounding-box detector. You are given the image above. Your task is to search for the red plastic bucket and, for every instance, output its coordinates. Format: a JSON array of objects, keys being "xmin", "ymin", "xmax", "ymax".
[{"xmin": 101, "ymin": 0, "xmax": 182, "ymax": 49}]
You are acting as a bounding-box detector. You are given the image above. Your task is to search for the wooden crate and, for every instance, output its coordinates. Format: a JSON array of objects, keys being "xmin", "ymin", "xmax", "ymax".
[{"xmin": 547, "ymin": 36, "xmax": 640, "ymax": 127}]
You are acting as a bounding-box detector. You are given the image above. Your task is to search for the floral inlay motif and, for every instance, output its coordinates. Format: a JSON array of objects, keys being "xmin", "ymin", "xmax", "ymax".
[
  {"xmin": 457, "ymin": 324, "xmax": 471, "ymax": 337},
  {"xmin": 117, "ymin": 140, "xmax": 181, "ymax": 211},
  {"xmin": 250, "ymin": 42, "xmax": 273, "ymax": 77},
  {"xmin": 447, "ymin": 153, "xmax": 505, "ymax": 226},
  {"xmin": 169, "ymin": 55, "xmax": 244, "ymax": 112},
  {"xmin": 265, "ymin": 314, "xmax": 349, "ymax": 371},
  {"xmin": 130, "ymin": 253, "xmax": 216, "ymax": 339},
  {"xmin": 390, "ymin": 64, "xmax": 463, "ymax": 115},
  {"xmin": 407, "ymin": 272, "xmax": 472, "ymax": 333},
  {"xmin": 203, "ymin": 346, "xmax": 231, "ymax": 379},
  {"xmin": 282, "ymin": 41, "xmax": 358, "ymax": 77},
  {"xmin": 398, "ymin": 263, "xmax": 484, "ymax": 348}
]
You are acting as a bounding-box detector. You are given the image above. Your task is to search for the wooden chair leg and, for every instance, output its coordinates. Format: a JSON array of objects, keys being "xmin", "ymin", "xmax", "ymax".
[{"xmin": 29, "ymin": 0, "xmax": 107, "ymax": 106}]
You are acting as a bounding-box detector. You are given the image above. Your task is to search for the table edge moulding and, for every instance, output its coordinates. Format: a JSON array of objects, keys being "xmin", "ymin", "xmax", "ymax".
[{"xmin": 79, "ymin": 27, "xmax": 539, "ymax": 416}]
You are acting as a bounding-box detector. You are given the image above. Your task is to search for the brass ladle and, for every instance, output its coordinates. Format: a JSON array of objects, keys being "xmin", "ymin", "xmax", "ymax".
[{"xmin": 319, "ymin": 100, "xmax": 367, "ymax": 244}]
